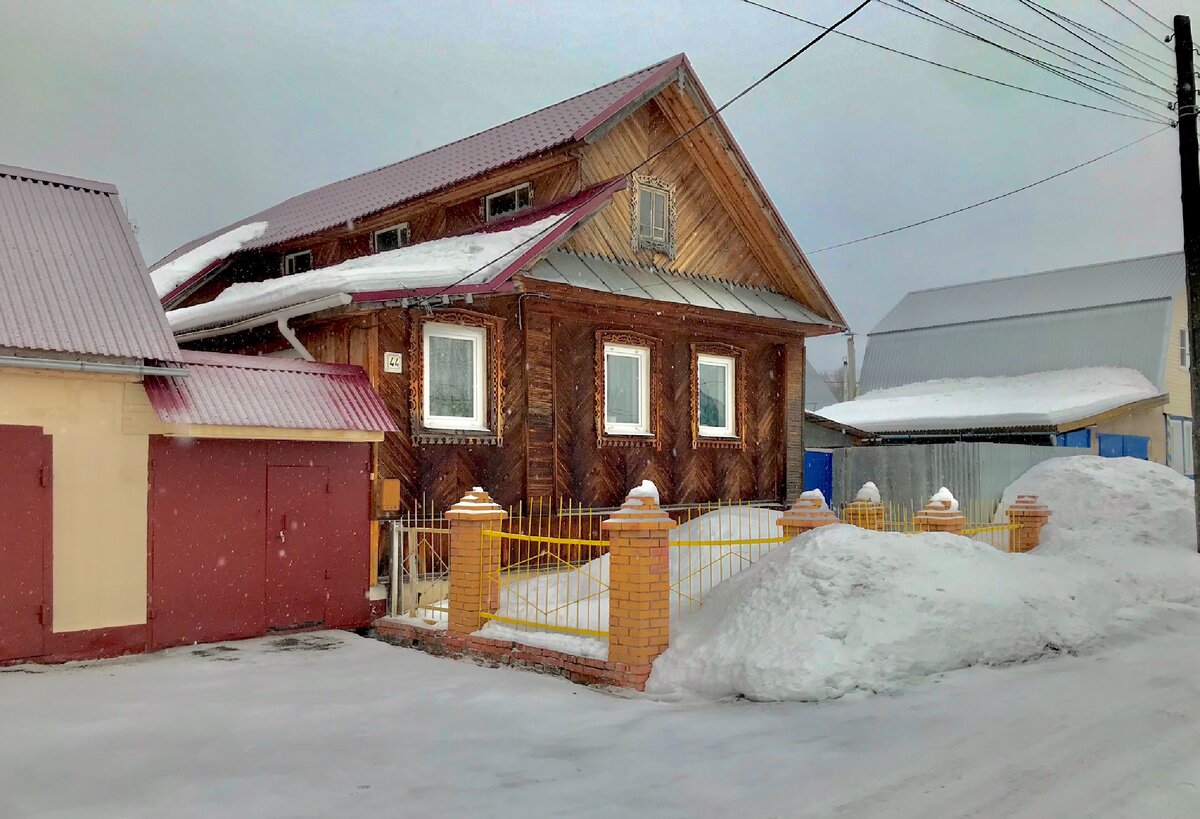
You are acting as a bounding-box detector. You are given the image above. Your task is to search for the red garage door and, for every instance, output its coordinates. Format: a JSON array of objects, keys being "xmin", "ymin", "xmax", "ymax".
[
  {"xmin": 0, "ymin": 425, "xmax": 52, "ymax": 662},
  {"xmin": 148, "ymin": 437, "xmax": 370, "ymax": 650}
]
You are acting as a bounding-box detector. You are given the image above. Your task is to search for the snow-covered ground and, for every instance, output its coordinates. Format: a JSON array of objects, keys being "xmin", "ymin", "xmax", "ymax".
[
  {"xmin": 6, "ymin": 610, "xmax": 1200, "ymax": 819},
  {"xmin": 649, "ymin": 457, "xmax": 1200, "ymax": 701}
]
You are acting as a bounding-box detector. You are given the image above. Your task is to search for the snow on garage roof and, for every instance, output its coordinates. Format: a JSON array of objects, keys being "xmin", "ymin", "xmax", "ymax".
[
  {"xmin": 152, "ymin": 55, "xmax": 684, "ymax": 269},
  {"xmin": 815, "ymin": 367, "xmax": 1163, "ymax": 434},
  {"xmin": 144, "ymin": 351, "xmax": 399, "ymax": 432},
  {"xmin": 0, "ymin": 164, "xmax": 181, "ymax": 362},
  {"xmin": 166, "ymin": 180, "xmax": 621, "ymax": 337}
]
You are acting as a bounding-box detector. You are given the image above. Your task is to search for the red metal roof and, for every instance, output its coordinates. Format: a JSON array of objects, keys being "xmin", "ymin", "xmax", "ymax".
[
  {"xmin": 144, "ymin": 350, "xmax": 399, "ymax": 432},
  {"xmin": 153, "ymin": 55, "xmax": 684, "ymax": 270},
  {"xmin": 0, "ymin": 164, "xmax": 182, "ymax": 361}
]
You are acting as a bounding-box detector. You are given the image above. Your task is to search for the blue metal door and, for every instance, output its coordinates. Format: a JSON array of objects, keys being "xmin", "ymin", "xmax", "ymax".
[{"xmin": 804, "ymin": 450, "xmax": 834, "ymax": 501}]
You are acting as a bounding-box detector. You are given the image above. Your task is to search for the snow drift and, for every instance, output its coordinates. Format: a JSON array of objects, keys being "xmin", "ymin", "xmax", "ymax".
[{"xmin": 647, "ymin": 456, "xmax": 1200, "ymax": 702}]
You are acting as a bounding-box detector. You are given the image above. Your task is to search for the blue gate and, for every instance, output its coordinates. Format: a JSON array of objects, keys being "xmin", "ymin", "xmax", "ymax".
[{"xmin": 804, "ymin": 450, "xmax": 834, "ymax": 501}]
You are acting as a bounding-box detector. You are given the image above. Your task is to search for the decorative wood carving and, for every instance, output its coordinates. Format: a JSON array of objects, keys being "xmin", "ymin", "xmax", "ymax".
[
  {"xmin": 689, "ymin": 342, "xmax": 747, "ymax": 450},
  {"xmin": 594, "ymin": 329, "xmax": 662, "ymax": 449},
  {"xmin": 408, "ymin": 308, "xmax": 504, "ymax": 446}
]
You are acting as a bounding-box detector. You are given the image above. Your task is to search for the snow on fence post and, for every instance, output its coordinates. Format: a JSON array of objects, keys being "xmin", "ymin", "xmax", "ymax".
[
  {"xmin": 913, "ymin": 487, "xmax": 966, "ymax": 536},
  {"xmin": 445, "ymin": 487, "xmax": 506, "ymax": 635},
  {"xmin": 842, "ymin": 481, "xmax": 885, "ymax": 531},
  {"xmin": 777, "ymin": 489, "xmax": 839, "ymax": 539},
  {"xmin": 601, "ymin": 483, "xmax": 676, "ymax": 689},
  {"xmin": 1005, "ymin": 494, "xmax": 1051, "ymax": 553}
]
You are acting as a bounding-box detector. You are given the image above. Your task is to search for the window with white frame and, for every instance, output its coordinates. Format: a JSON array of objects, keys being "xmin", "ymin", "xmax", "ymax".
[
  {"xmin": 632, "ymin": 176, "xmax": 674, "ymax": 255},
  {"xmin": 422, "ymin": 322, "xmax": 487, "ymax": 430},
  {"xmin": 696, "ymin": 354, "xmax": 736, "ymax": 437},
  {"xmin": 603, "ymin": 343, "xmax": 650, "ymax": 435},
  {"xmin": 373, "ymin": 223, "xmax": 410, "ymax": 253},
  {"xmin": 484, "ymin": 183, "xmax": 531, "ymax": 221},
  {"xmin": 1181, "ymin": 328, "xmax": 1190, "ymax": 368},
  {"xmin": 283, "ymin": 250, "xmax": 312, "ymax": 276}
]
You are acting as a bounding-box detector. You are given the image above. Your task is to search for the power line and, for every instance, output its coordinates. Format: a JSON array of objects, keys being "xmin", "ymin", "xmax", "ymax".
[
  {"xmin": 1116, "ymin": 0, "xmax": 1172, "ymax": 32},
  {"xmin": 742, "ymin": 0, "xmax": 1172, "ymax": 125},
  {"xmin": 1019, "ymin": 0, "xmax": 1175, "ymax": 78},
  {"xmin": 1016, "ymin": 0, "xmax": 1165, "ymax": 87},
  {"xmin": 1096, "ymin": 0, "xmax": 1175, "ymax": 46},
  {"xmin": 881, "ymin": 0, "xmax": 1171, "ymax": 118},
  {"xmin": 809, "ymin": 127, "xmax": 1169, "ymax": 253},
  {"xmin": 415, "ymin": 0, "xmax": 876, "ymax": 304}
]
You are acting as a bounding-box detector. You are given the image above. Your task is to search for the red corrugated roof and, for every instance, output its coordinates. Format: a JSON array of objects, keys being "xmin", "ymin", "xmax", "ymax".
[
  {"xmin": 152, "ymin": 55, "xmax": 684, "ymax": 270},
  {"xmin": 0, "ymin": 164, "xmax": 182, "ymax": 361},
  {"xmin": 144, "ymin": 350, "xmax": 399, "ymax": 432}
]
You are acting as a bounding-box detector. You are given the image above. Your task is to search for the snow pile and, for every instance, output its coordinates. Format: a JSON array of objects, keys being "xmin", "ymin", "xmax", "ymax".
[
  {"xmin": 816, "ymin": 368, "xmax": 1160, "ymax": 433},
  {"xmin": 799, "ymin": 488, "xmax": 828, "ymax": 506},
  {"xmin": 150, "ymin": 222, "xmax": 268, "ymax": 297},
  {"xmin": 477, "ymin": 505, "xmax": 783, "ymax": 657},
  {"xmin": 166, "ymin": 216, "xmax": 561, "ymax": 332},
  {"xmin": 928, "ymin": 486, "xmax": 958, "ymax": 511},
  {"xmin": 647, "ymin": 456, "xmax": 1200, "ymax": 702},
  {"xmin": 627, "ymin": 479, "xmax": 660, "ymax": 505},
  {"xmin": 856, "ymin": 481, "xmax": 881, "ymax": 503}
]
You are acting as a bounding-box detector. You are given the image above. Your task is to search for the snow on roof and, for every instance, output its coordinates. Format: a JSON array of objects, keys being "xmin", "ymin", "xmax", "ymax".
[
  {"xmin": 151, "ymin": 221, "xmax": 267, "ymax": 299},
  {"xmin": 815, "ymin": 367, "xmax": 1161, "ymax": 434},
  {"xmin": 166, "ymin": 215, "xmax": 560, "ymax": 334}
]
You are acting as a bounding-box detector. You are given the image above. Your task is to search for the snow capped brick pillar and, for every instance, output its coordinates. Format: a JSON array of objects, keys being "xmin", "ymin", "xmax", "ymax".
[
  {"xmin": 601, "ymin": 486, "xmax": 677, "ymax": 687},
  {"xmin": 777, "ymin": 490, "xmax": 839, "ymax": 538},
  {"xmin": 913, "ymin": 488, "xmax": 966, "ymax": 536},
  {"xmin": 1005, "ymin": 494, "xmax": 1051, "ymax": 553},
  {"xmin": 446, "ymin": 488, "xmax": 507, "ymax": 635},
  {"xmin": 843, "ymin": 482, "xmax": 885, "ymax": 531}
]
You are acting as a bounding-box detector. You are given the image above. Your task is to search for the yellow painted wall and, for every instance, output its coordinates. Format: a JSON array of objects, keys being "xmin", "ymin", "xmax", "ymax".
[
  {"xmin": 0, "ymin": 368, "xmax": 148, "ymax": 633},
  {"xmin": 1163, "ymin": 290, "xmax": 1192, "ymax": 420}
]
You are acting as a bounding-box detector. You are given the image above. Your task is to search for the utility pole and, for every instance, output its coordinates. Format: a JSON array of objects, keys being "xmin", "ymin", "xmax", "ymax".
[
  {"xmin": 843, "ymin": 333, "xmax": 857, "ymax": 401},
  {"xmin": 1173, "ymin": 15, "xmax": 1200, "ymax": 552}
]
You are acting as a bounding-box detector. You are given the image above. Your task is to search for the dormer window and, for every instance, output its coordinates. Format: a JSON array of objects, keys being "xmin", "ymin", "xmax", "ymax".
[
  {"xmin": 485, "ymin": 183, "xmax": 531, "ymax": 221},
  {"xmin": 283, "ymin": 250, "xmax": 312, "ymax": 276},
  {"xmin": 373, "ymin": 223, "xmax": 410, "ymax": 253},
  {"xmin": 631, "ymin": 174, "xmax": 675, "ymax": 256}
]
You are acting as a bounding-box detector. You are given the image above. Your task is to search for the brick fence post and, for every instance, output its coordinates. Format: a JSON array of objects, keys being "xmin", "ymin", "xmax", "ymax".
[
  {"xmin": 1005, "ymin": 494, "xmax": 1051, "ymax": 553},
  {"xmin": 445, "ymin": 487, "xmax": 506, "ymax": 635},
  {"xmin": 601, "ymin": 488, "xmax": 676, "ymax": 689},
  {"xmin": 843, "ymin": 483, "xmax": 885, "ymax": 531},
  {"xmin": 913, "ymin": 488, "xmax": 966, "ymax": 536},
  {"xmin": 778, "ymin": 491, "xmax": 839, "ymax": 539}
]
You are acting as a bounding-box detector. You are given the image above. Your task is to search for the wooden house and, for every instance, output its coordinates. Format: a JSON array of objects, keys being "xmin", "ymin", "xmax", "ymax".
[{"xmin": 152, "ymin": 54, "xmax": 846, "ymax": 521}]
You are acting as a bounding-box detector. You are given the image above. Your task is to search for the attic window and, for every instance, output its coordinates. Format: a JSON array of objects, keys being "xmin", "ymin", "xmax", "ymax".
[
  {"xmin": 485, "ymin": 183, "xmax": 531, "ymax": 221},
  {"xmin": 374, "ymin": 223, "xmax": 410, "ymax": 253},
  {"xmin": 631, "ymin": 174, "xmax": 675, "ymax": 257},
  {"xmin": 283, "ymin": 250, "xmax": 312, "ymax": 276}
]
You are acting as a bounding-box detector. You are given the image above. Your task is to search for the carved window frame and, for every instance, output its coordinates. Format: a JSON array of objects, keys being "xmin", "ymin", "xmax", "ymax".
[
  {"xmin": 630, "ymin": 173, "xmax": 676, "ymax": 258},
  {"xmin": 409, "ymin": 309, "xmax": 504, "ymax": 446},
  {"xmin": 595, "ymin": 330, "xmax": 662, "ymax": 449},
  {"xmin": 691, "ymin": 342, "xmax": 746, "ymax": 450}
]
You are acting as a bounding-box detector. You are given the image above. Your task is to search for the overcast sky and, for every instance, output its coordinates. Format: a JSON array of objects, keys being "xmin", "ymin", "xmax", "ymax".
[{"xmin": 1, "ymin": 0, "xmax": 1192, "ymax": 370}]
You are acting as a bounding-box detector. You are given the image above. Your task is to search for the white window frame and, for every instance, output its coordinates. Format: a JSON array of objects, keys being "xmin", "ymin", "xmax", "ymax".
[
  {"xmin": 603, "ymin": 342, "xmax": 651, "ymax": 436},
  {"xmin": 631, "ymin": 175, "xmax": 675, "ymax": 256},
  {"xmin": 422, "ymin": 322, "xmax": 487, "ymax": 431},
  {"xmin": 1181, "ymin": 327, "xmax": 1190, "ymax": 368},
  {"xmin": 484, "ymin": 182, "xmax": 532, "ymax": 222},
  {"xmin": 283, "ymin": 250, "xmax": 312, "ymax": 276},
  {"xmin": 696, "ymin": 353, "xmax": 736, "ymax": 438},
  {"xmin": 372, "ymin": 223, "xmax": 410, "ymax": 253}
]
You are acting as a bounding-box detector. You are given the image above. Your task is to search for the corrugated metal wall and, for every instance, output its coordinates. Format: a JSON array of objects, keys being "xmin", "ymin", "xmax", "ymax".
[
  {"xmin": 832, "ymin": 442, "xmax": 1076, "ymax": 509},
  {"xmin": 859, "ymin": 301, "xmax": 1173, "ymax": 392}
]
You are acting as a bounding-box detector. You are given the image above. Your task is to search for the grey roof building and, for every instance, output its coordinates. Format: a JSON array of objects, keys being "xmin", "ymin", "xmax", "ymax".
[{"xmin": 860, "ymin": 251, "xmax": 1184, "ymax": 392}]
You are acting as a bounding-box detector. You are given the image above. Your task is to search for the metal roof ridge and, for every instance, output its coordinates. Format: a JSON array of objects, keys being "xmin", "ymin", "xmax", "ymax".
[
  {"xmin": 179, "ymin": 349, "xmax": 368, "ymax": 376},
  {"xmin": 0, "ymin": 163, "xmax": 118, "ymax": 195},
  {"xmin": 901, "ymin": 249, "xmax": 1184, "ymax": 298},
  {"xmin": 555, "ymin": 249, "xmax": 795, "ymax": 296}
]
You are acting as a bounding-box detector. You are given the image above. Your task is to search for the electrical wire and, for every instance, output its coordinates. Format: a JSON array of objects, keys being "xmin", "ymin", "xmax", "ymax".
[
  {"xmin": 743, "ymin": 0, "xmax": 1172, "ymax": 125},
  {"xmin": 1016, "ymin": 0, "xmax": 1166, "ymax": 86},
  {"xmin": 1116, "ymin": 0, "xmax": 1172, "ymax": 31},
  {"xmin": 1018, "ymin": 0, "xmax": 1176, "ymax": 79},
  {"xmin": 809, "ymin": 126, "xmax": 1169, "ymax": 253},
  {"xmin": 1096, "ymin": 0, "xmax": 1175, "ymax": 46},
  {"xmin": 882, "ymin": 0, "xmax": 1171, "ymax": 118},
  {"xmin": 413, "ymin": 0, "xmax": 875, "ymax": 305}
]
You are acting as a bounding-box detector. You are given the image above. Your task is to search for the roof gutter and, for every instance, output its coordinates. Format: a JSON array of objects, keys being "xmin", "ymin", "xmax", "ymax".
[
  {"xmin": 173, "ymin": 293, "xmax": 353, "ymax": 342},
  {"xmin": 0, "ymin": 355, "xmax": 188, "ymax": 378}
]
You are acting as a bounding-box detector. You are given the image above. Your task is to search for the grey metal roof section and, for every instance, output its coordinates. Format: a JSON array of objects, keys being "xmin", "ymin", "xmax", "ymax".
[
  {"xmin": 0, "ymin": 165, "xmax": 181, "ymax": 361},
  {"xmin": 805, "ymin": 362, "xmax": 839, "ymax": 410},
  {"xmin": 859, "ymin": 299, "xmax": 1173, "ymax": 392},
  {"xmin": 872, "ymin": 251, "xmax": 1184, "ymax": 334},
  {"xmin": 526, "ymin": 251, "xmax": 835, "ymax": 326}
]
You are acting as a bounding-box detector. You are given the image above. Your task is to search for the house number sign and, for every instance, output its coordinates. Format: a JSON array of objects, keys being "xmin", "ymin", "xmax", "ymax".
[{"xmin": 383, "ymin": 352, "xmax": 403, "ymax": 373}]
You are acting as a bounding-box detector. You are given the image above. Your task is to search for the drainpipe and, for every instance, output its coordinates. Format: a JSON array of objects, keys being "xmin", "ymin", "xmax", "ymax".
[
  {"xmin": 277, "ymin": 317, "xmax": 315, "ymax": 361},
  {"xmin": 0, "ymin": 355, "xmax": 188, "ymax": 377}
]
